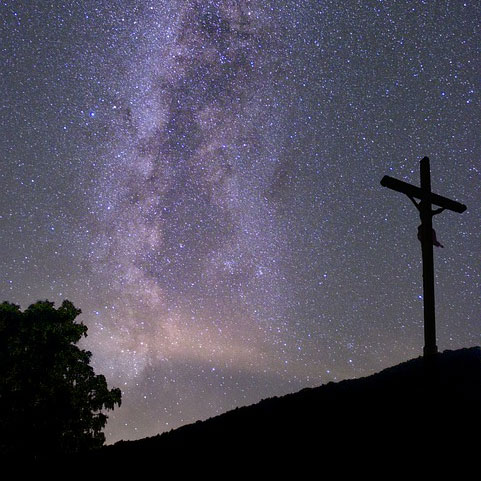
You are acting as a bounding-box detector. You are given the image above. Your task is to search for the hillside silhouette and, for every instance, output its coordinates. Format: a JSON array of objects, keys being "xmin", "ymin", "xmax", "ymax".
[{"xmin": 75, "ymin": 346, "xmax": 480, "ymax": 469}]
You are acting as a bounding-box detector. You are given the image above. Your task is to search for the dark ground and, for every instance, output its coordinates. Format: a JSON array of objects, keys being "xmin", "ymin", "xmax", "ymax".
[
  {"xmin": 83, "ymin": 347, "xmax": 480, "ymax": 471},
  {"xmin": 17, "ymin": 346, "xmax": 481, "ymax": 475}
]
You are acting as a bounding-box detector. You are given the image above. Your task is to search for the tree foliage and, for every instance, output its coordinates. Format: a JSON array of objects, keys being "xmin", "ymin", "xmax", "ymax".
[{"xmin": 0, "ymin": 300, "xmax": 121, "ymax": 458}]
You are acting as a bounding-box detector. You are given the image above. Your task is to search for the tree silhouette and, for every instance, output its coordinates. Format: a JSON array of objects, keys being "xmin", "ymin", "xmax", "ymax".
[{"xmin": 0, "ymin": 300, "xmax": 121, "ymax": 459}]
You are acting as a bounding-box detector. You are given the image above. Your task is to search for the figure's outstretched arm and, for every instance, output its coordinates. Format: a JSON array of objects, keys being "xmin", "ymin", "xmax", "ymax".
[
  {"xmin": 431, "ymin": 207, "xmax": 445, "ymax": 216},
  {"xmin": 407, "ymin": 195, "xmax": 421, "ymax": 211}
]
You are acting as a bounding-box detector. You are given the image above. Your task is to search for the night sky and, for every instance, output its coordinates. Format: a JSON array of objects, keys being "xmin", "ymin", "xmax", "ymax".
[{"xmin": 1, "ymin": 1, "xmax": 479, "ymax": 443}]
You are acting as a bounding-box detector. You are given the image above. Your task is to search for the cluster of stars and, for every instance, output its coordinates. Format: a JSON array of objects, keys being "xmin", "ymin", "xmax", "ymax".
[{"xmin": 1, "ymin": 1, "xmax": 479, "ymax": 443}]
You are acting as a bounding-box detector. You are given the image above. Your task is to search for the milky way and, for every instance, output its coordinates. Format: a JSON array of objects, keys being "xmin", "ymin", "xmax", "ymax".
[{"xmin": 1, "ymin": 1, "xmax": 479, "ymax": 442}]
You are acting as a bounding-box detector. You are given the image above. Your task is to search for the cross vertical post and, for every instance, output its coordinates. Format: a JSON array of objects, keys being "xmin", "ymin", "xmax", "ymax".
[
  {"xmin": 419, "ymin": 157, "xmax": 437, "ymax": 357},
  {"xmin": 380, "ymin": 157, "xmax": 467, "ymax": 358}
]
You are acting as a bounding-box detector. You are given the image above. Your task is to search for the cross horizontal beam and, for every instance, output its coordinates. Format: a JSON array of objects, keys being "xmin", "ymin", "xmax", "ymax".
[{"xmin": 380, "ymin": 175, "xmax": 467, "ymax": 213}]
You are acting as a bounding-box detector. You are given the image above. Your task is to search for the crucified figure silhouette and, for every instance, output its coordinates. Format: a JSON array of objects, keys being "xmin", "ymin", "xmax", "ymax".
[{"xmin": 408, "ymin": 196, "xmax": 445, "ymax": 248}]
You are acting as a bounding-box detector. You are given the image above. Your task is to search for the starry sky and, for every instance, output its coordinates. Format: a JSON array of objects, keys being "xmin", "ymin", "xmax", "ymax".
[{"xmin": 1, "ymin": 1, "xmax": 479, "ymax": 443}]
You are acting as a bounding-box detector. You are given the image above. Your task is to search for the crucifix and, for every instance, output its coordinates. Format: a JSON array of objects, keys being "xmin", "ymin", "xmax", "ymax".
[{"xmin": 381, "ymin": 157, "xmax": 467, "ymax": 358}]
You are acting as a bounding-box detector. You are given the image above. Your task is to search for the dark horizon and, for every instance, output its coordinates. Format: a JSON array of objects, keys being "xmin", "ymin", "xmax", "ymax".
[{"xmin": 70, "ymin": 347, "xmax": 481, "ymax": 470}]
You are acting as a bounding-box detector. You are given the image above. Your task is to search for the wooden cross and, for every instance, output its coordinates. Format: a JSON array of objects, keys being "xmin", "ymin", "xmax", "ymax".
[{"xmin": 381, "ymin": 157, "xmax": 467, "ymax": 358}]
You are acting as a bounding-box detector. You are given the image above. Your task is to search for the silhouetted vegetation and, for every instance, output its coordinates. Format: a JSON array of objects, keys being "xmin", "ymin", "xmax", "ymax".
[{"xmin": 0, "ymin": 300, "xmax": 121, "ymax": 460}]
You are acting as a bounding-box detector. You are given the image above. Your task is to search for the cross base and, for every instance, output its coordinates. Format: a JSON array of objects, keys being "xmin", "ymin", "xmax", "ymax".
[{"xmin": 423, "ymin": 344, "xmax": 438, "ymax": 358}]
